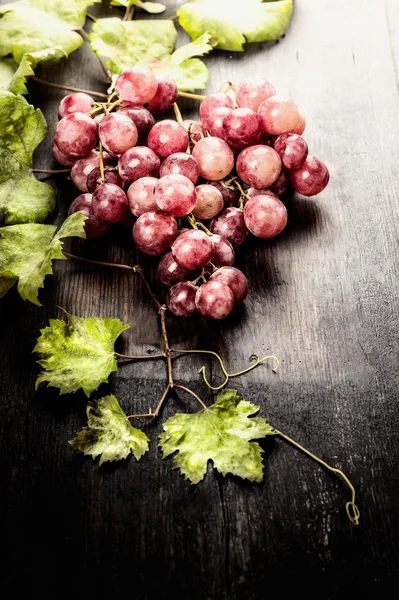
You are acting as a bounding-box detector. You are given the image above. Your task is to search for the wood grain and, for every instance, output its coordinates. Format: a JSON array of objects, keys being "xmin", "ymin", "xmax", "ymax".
[{"xmin": 1, "ymin": 0, "xmax": 399, "ymax": 598}]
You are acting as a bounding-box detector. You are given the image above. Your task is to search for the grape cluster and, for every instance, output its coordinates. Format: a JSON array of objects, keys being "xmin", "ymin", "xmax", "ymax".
[{"xmin": 52, "ymin": 67, "xmax": 329, "ymax": 320}]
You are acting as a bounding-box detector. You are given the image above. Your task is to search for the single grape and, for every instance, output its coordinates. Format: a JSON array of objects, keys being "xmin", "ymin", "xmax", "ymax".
[
  {"xmin": 118, "ymin": 146, "xmax": 160, "ymax": 183},
  {"xmin": 158, "ymin": 252, "xmax": 197, "ymax": 287},
  {"xmin": 205, "ymin": 107, "xmax": 233, "ymax": 138},
  {"xmin": 199, "ymin": 92, "xmax": 235, "ymax": 125},
  {"xmin": 209, "ymin": 181, "xmax": 239, "ymax": 207},
  {"xmin": 291, "ymin": 114, "xmax": 306, "ymax": 135},
  {"xmin": 210, "ymin": 207, "xmax": 248, "ymax": 247},
  {"xmin": 235, "ymin": 78, "xmax": 276, "ymax": 112},
  {"xmin": 195, "ymin": 280, "xmax": 234, "ymax": 320},
  {"xmin": 115, "ymin": 67, "xmax": 158, "ymax": 104},
  {"xmin": 209, "ymin": 234, "xmax": 235, "ymax": 267},
  {"xmin": 192, "ymin": 137, "xmax": 234, "ymax": 181},
  {"xmin": 117, "ymin": 105, "xmax": 154, "ymax": 142},
  {"xmin": 269, "ymin": 168, "xmax": 290, "ymax": 196},
  {"xmin": 274, "ymin": 133, "xmax": 308, "ymax": 170},
  {"xmin": 160, "ymin": 153, "xmax": 200, "ymax": 184},
  {"xmin": 222, "ymin": 108, "xmax": 262, "ymax": 151},
  {"xmin": 147, "ymin": 120, "xmax": 188, "ymax": 159},
  {"xmin": 58, "ymin": 92, "xmax": 94, "ymax": 120},
  {"xmin": 98, "ymin": 113, "xmax": 138, "ymax": 155},
  {"xmin": 183, "ymin": 119, "xmax": 205, "ymax": 143},
  {"xmin": 68, "ymin": 193, "xmax": 110, "ymax": 239},
  {"xmin": 192, "ymin": 184, "xmax": 224, "ymax": 220},
  {"xmin": 210, "ymin": 266, "xmax": 248, "ymax": 305},
  {"xmin": 290, "ymin": 156, "xmax": 330, "ymax": 196},
  {"xmin": 236, "ymin": 144, "xmax": 282, "ymax": 188},
  {"xmin": 172, "ymin": 230, "xmax": 214, "ymax": 270},
  {"xmin": 127, "ymin": 176, "xmax": 158, "ymax": 217},
  {"xmin": 133, "ymin": 211, "xmax": 178, "ymax": 256},
  {"xmin": 70, "ymin": 150, "xmax": 111, "ymax": 193},
  {"xmin": 147, "ymin": 74, "xmax": 178, "ymax": 113},
  {"xmin": 54, "ymin": 112, "xmax": 97, "ymax": 157},
  {"xmin": 52, "ymin": 141, "xmax": 75, "ymax": 167},
  {"xmin": 167, "ymin": 282, "xmax": 198, "ymax": 317},
  {"xmin": 86, "ymin": 167, "xmax": 124, "ymax": 194},
  {"xmin": 243, "ymin": 194, "xmax": 287, "ymax": 238},
  {"xmin": 258, "ymin": 95, "xmax": 301, "ymax": 135},
  {"xmin": 92, "ymin": 183, "xmax": 128, "ymax": 223},
  {"xmin": 154, "ymin": 174, "xmax": 197, "ymax": 217}
]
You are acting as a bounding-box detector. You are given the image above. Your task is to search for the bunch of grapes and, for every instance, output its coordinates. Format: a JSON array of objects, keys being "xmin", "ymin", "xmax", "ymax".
[{"xmin": 52, "ymin": 67, "xmax": 329, "ymax": 320}]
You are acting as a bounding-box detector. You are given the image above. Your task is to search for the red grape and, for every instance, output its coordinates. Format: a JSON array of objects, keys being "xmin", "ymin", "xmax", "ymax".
[
  {"xmin": 115, "ymin": 67, "xmax": 158, "ymax": 104},
  {"xmin": 199, "ymin": 92, "xmax": 235, "ymax": 125},
  {"xmin": 68, "ymin": 193, "xmax": 110, "ymax": 239},
  {"xmin": 192, "ymin": 137, "xmax": 234, "ymax": 181},
  {"xmin": 172, "ymin": 230, "xmax": 214, "ymax": 270},
  {"xmin": 117, "ymin": 104, "xmax": 154, "ymax": 141},
  {"xmin": 86, "ymin": 167, "xmax": 124, "ymax": 194},
  {"xmin": 274, "ymin": 133, "xmax": 308, "ymax": 170},
  {"xmin": 158, "ymin": 252, "xmax": 197, "ymax": 287},
  {"xmin": 133, "ymin": 211, "xmax": 178, "ymax": 256},
  {"xmin": 290, "ymin": 156, "xmax": 330, "ymax": 196},
  {"xmin": 154, "ymin": 174, "xmax": 197, "ymax": 217},
  {"xmin": 118, "ymin": 146, "xmax": 160, "ymax": 183},
  {"xmin": 205, "ymin": 106, "xmax": 233, "ymax": 138},
  {"xmin": 235, "ymin": 78, "xmax": 276, "ymax": 112},
  {"xmin": 210, "ymin": 266, "xmax": 248, "ymax": 305},
  {"xmin": 258, "ymin": 95, "xmax": 301, "ymax": 135},
  {"xmin": 147, "ymin": 74, "xmax": 178, "ymax": 113},
  {"xmin": 127, "ymin": 176, "xmax": 158, "ymax": 217},
  {"xmin": 52, "ymin": 141, "xmax": 75, "ymax": 167},
  {"xmin": 192, "ymin": 184, "xmax": 224, "ymax": 220},
  {"xmin": 222, "ymin": 108, "xmax": 262, "ymax": 151},
  {"xmin": 195, "ymin": 280, "xmax": 234, "ymax": 320},
  {"xmin": 147, "ymin": 120, "xmax": 188, "ymax": 158},
  {"xmin": 236, "ymin": 144, "xmax": 282, "ymax": 188},
  {"xmin": 70, "ymin": 150, "xmax": 111, "ymax": 193},
  {"xmin": 243, "ymin": 194, "xmax": 287, "ymax": 238},
  {"xmin": 54, "ymin": 112, "xmax": 97, "ymax": 157},
  {"xmin": 58, "ymin": 92, "xmax": 94, "ymax": 119},
  {"xmin": 98, "ymin": 113, "xmax": 138, "ymax": 155},
  {"xmin": 210, "ymin": 207, "xmax": 248, "ymax": 247},
  {"xmin": 160, "ymin": 153, "xmax": 200, "ymax": 184},
  {"xmin": 209, "ymin": 234, "xmax": 235, "ymax": 267},
  {"xmin": 92, "ymin": 183, "xmax": 128, "ymax": 223},
  {"xmin": 167, "ymin": 282, "xmax": 198, "ymax": 317}
]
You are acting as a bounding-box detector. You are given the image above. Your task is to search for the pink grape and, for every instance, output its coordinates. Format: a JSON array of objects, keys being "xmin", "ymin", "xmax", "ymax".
[
  {"xmin": 183, "ymin": 119, "xmax": 205, "ymax": 143},
  {"xmin": 222, "ymin": 108, "xmax": 262, "ymax": 151},
  {"xmin": 195, "ymin": 281, "xmax": 234, "ymax": 320},
  {"xmin": 274, "ymin": 133, "xmax": 308, "ymax": 170},
  {"xmin": 98, "ymin": 113, "xmax": 138, "ymax": 155},
  {"xmin": 210, "ymin": 207, "xmax": 248, "ymax": 247},
  {"xmin": 209, "ymin": 181, "xmax": 239, "ymax": 207},
  {"xmin": 54, "ymin": 112, "xmax": 97, "ymax": 157},
  {"xmin": 118, "ymin": 146, "xmax": 160, "ymax": 183},
  {"xmin": 192, "ymin": 137, "xmax": 234, "ymax": 181},
  {"xmin": 58, "ymin": 92, "xmax": 94, "ymax": 119},
  {"xmin": 70, "ymin": 150, "xmax": 111, "ymax": 193},
  {"xmin": 258, "ymin": 95, "xmax": 301, "ymax": 135},
  {"xmin": 205, "ymin": 107, "xmax": 233, "ymax": 138},
  {"xmin": 235, "ymin": 78, "xmax": 276, "ymax": 112},
  {"xmin": 158, "ymin": 252, "xmax": 197, "ymax": 287},
  {"xmin": 167, "ymin": 282, "xmax": 198, "ymax": 317},
  {"xmin": 52, "ymin": 141, "xmax": 75, "ymax": 166},
  {"xmin": 172, "ymin": 230, "xmax": 214, "ymax": 270},
  {"xmin": 243, "ymin": 194, "xmax": 288, "ymax": 238},
  {"xmin": 127, "ymin": 176, "xmax": 158, "ymax": 217},
  {"xmin": 92, "ymin": 183, "xmax": 128, "ymax": 223},
  {"xmin": 210, "ymin": 267, "xmax": 248, "ymax": 305},
  {"xmin": 209, "ymin": 234, "xmax": 235, "ymax": 267},
  {"xmin": 236, "ymin": 144, "xmax": 282, "ymax": 188},
  {"xmin": 115, "ymin": 67, "xmax": 158, "ymax": 104},
  {"xmin": 147, "ymin": 74, "xmax": 178, "ymax": 113},
  {"xmin": 154, "ymin": 174, "xmax": 197, "ymax": 217},
  {"xmin": 290, "ymin": 156, "xmax": 330, "ymax": 196},
  {"xmin": 269, "ymin": 169, "xmax": 290, "ymax": 196},
  {"xmin": 86, "ymin": 167, "xmax": 124, "ymax": 193},
  {"xmin": 199, "ymin": 93, "xmax": 235, "ymax": 125},
  {"xmin": 133, "ymin": 211, "xmax": 178, "ymax": 256},
  {"xmin": 192, "ymin": 184, "xmax": 224, "ymax": 220},
  {"xmin": 117, "ymin": 104, "xmax": 154, "ymax": 141},
  {"xmin": 160, "ymin": 153, "xmax": 200, "ymax": 184},
  {"xmin": 147, "ymin": 120, "xmax": 188, "ymax": 158},
  {"xmin": 68, "ymin": 193, "xmax": 110, "ymax": 239}
]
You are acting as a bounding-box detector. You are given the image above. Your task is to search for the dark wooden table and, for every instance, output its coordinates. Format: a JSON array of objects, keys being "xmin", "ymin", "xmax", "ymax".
[{"xmin": 1, "ymin": 1, "xmax": 399, "ymax": 597}]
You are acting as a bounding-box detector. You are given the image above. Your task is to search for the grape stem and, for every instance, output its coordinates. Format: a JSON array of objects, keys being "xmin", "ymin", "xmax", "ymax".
[
  {"xmin": 115, "ymin": 352, "xmax": 166, "ymax": 360},
  {"xmin": 123, "ymin": 3, "xmax": 134, "ymax": 21},
  {"xmin": 173, "ymin": 102, "xmax": 184, "ymax": 126},
  {"xmin": 32, "ymin": 77, "xmax": 108, "ymax": 99},
  {"xmin": 274, "ymin": 429, "xmax": 360, "ymax": 526},
  {"xmin": 177, "ymin": 91, "xmax": 207, "ymax": 101},
  {"xmin": 99, "ymin": 142, "xmax": 105, "ymax": 183},
  {"xmin": 31, "ymin": 169, "xmax": 70, "ymax": 174}
]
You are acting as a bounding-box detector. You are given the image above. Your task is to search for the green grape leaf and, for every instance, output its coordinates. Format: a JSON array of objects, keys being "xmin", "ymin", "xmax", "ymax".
[
  {"xmin": 177, "ymin": 0, "xmax": 294, "ymax": 52},
  {"xmin": 89, "ymin": 18, "xmax": 177, "ymax": 74},
  {"xmin": 0, "ymin": 212, "xmax": 87, "ymax": 305},
  {"xmin": 0, "ymin": 4, "xmax": 84, "ymax": 63},
  {"xmin": 111, "ymin": 0, "xmax": 166, "ymax": 14},
  {"xmin": 34, "ymin": 312, "xmax": 130, "ymax": 396},
  {"xmin": 70, "ymin": 394, "xmax": 149, "ymax": 464},
  {"xmin": 159, "ymin": 388, "xmax": 276, "ymax": 483},
  {"xmin": 0, "ymin": 48, "xmax": 70, "ymax": 95},
  {"xmin": 0, "ymin": 57, "xmax": 19, "ymax": 93},
  {"xmin": 0, "ymin": 92, "xmax": 56, "ymax": 225},
  {"xmin": 0, "ymin": 0, "xmax": 101, "ymax": 29}
]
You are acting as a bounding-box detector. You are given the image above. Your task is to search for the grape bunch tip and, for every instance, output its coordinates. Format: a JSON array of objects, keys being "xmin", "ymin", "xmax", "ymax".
[{"xmin": 53, "ymin": 66, "xmax": 329, "ymax": 320}]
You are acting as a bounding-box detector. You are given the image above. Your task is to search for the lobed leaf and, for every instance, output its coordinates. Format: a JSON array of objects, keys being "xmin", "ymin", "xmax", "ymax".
[{"xmin": 0, "ymin": 0, "xmax": 101, "ymax": 29}]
